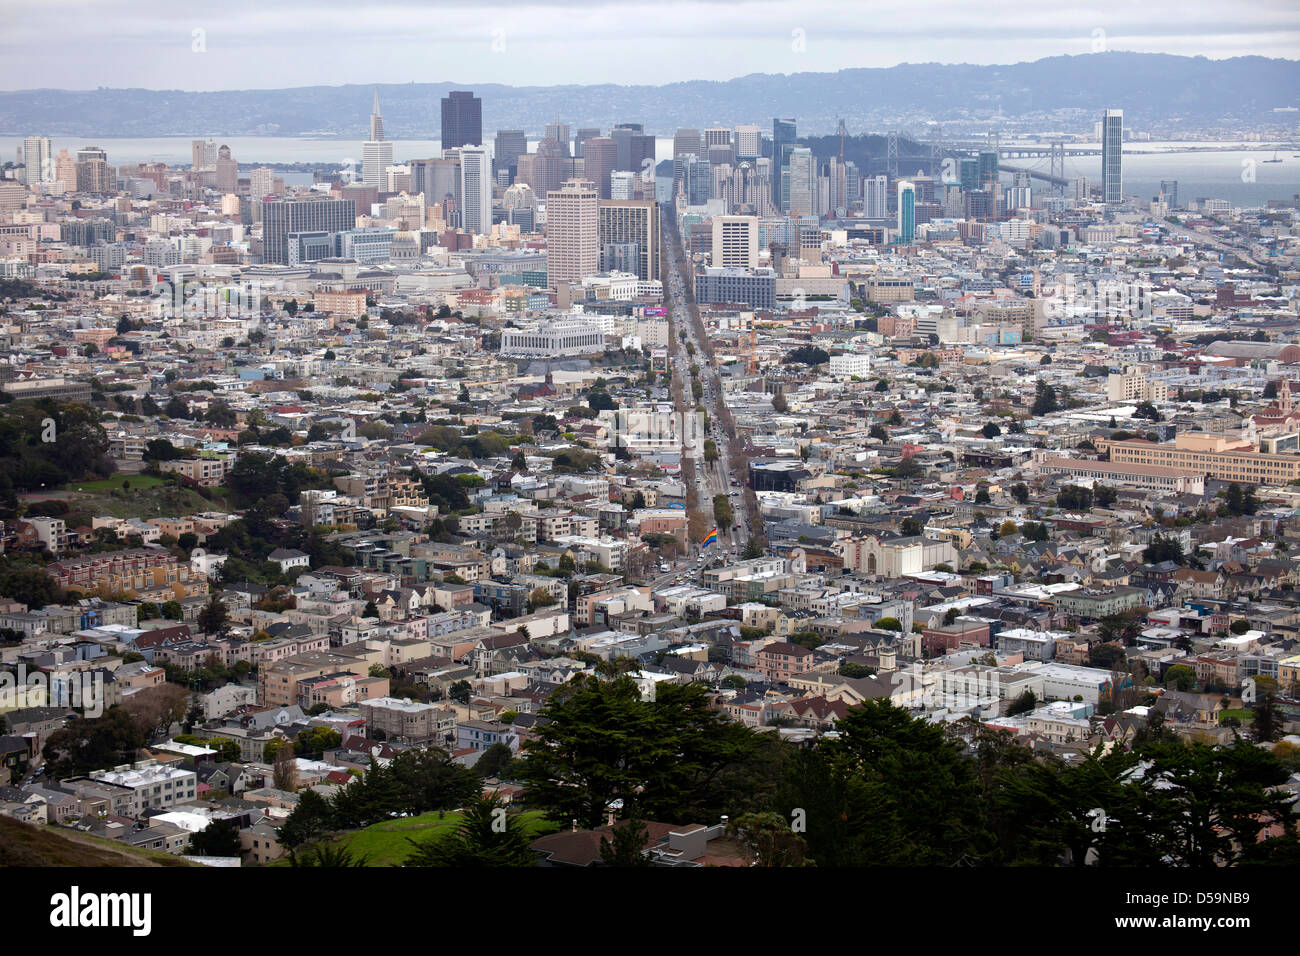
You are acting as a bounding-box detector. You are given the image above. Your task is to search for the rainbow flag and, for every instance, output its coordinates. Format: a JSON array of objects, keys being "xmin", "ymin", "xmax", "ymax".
[{"xmin": 702, "ymin": 528, "xmax": 719, "ymax": 548}]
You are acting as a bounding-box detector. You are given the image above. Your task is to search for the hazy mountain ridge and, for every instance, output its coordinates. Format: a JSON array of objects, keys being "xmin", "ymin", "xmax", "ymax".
[{"xmin": 1, "ymin": 53, "xmax": 1296, "ymax": 139}]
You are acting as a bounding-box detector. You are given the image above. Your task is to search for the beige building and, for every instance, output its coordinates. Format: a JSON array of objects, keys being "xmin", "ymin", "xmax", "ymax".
[
  {"xmin": 1106, "ymin": 367, "xmax": 1169, "ymax": 403},
  {"xmin": 1095, "ymin": 432, "xmax": 1300, "ymax": 486},
  {"xmin": 546, "ymin": 179, "xmax": 599, "ymax": 290},
  {"xmin": 711, "ymin": 216, "xmax": 759, "ymax": 270},
  {"xmin": 359, "ymin": 697, "xmax": 457, "ymax": 747}
]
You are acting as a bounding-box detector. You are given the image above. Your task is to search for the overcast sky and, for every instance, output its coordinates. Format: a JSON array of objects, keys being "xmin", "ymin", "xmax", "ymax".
[{"xmin": 3, "ymin": 0, "xmax": 1298, "ymax": 91}]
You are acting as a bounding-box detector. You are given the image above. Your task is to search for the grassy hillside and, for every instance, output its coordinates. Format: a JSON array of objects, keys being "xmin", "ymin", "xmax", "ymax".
[
  {"xmin": 0, "ymin": 816, "xmax": 200, "ymax": 867},
  {"xmin": 273, "ymin": 809, "xmax": 560, "ymax": 867}
]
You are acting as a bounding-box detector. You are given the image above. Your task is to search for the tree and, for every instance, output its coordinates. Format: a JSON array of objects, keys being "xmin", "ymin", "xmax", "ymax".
[
  {"xmin": 742, "ymin": 538, "xmax": 764, "ymax": 560},
  {"xmin": 782, "ymin": 345, "xmax": 829, "ymax": 366},
  {"xmin": 1031, "ymin": 379, "xmax": 1058, "ymax": 416},
  {"xmin": 771, "ymin": 391, "xmax": 788, "ymax": 413},
  {"xmin": 1143, "ymin": 534, "xmax": 1185, "ymax": 565},
  {"xmin": 1164, "ymin": 664, "xmax": 1196, "ymax": 692},
  {"xmin": 773, "ymin": 700, "xmax": 995, "ymax": 866},
  {"xmin": 1020, "ymin": 521, "xmax": 1050, "ymax": 542},
  {"xmin": 406, "ymin": 793, "xmax": 536, "ymax": 867},
  {"xmin": 1006, "ymin": 690, "xmax": 1038, "ymax": 716},
  {"xmin": 197, "ymin": 595, "xmax": 230, "ymax": 636},
  {"xmin": 520, "ymin": 675, "xmax": 767, "ymax": 829},
  {"xmin": 362, "ymin": 600, "xmax": 379, "ymax": 618},
  {"xmin": 1134, "ymin": 401, "xmax": 1162, "ymax": 422},
  {"xmin": 1010, "ymin": 483, "xmax": 1030, "ymax": 505},
  {"xmin": 123, "ymin": 683, "xmax": 191, "ymax": 739},
  {"xmin": 731, "ymin": 812, "xmax": 812, "ymax": 866},
  {"xmin": 296, "ymin": 726, "xmax": 343, "ymax": 757},
  {"xmin": 974, "ymin": 487, "xmax": 991, "ymax": 504},
  {"xmin": 1056, "ymin": 485, "xmax": 1093, "ymax": 511},
  {"xmin": 449, "ymin": 680, "xmax": 472, "ymax": 704},
  {"xmin": 869, "ymin": 424, "xmax": 889, "ymax": 442},
  {"xmin": 1094, "ymin": 485, "xmax": 1118, "ymax": 508},
  {"xmin": 527, "ymin": 587, "xmax": 558, "ymax": 611},
  {"xmin": 1251, "ymin": 694, "xmax": 1285, "ymax": 743},
  {"xmin": 875, "ymin": 617, "xmax": 903, "ymax": 632},
  {"xmin": 278, "ymin": 788, "xmax": 335, "ymax": 851},
  {"xmin": 42, "ymin": 706, "xmax": 145, "ymax": 778},
  {"xmin": 1097, "ymin": 609, "xmax": 1145, "ymax": 647},
  {"xmin": 981, "ymin": 422, "xmax": 1001, "ymax": 439},
  {"xmin": 900, "ymin": 516, "xmax": 924, "ymax": 537},
  {"xmin": 599, "ymin": 815, "xmax": 652, "ymax": 867},
  {"xmin": 473, "ymin": 741, "xmax": 519, "ymax": 780},
  {"xmin": 999, "ymin": 519, "xmax": 1019, "ymax": 537},
  {"xmin": 188, "ymin": 819, "xmax": 242, "ymax": 857},
  {"xmin": 1102, "ymin": 738, "xmax": 1299, "ymax": 866},
  {"xmin": 713, "ymin": 494, "xmax": 734, "ymax": 531},
  {"xmin": 273, "ymin": 739, "xmax": 298, "ymax": 792}
]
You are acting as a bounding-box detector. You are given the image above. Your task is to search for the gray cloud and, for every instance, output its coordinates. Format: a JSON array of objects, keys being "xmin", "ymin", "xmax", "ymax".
[{"xmin": 2, "ymin": 0, "xmax": 1296, "ymax": 91}]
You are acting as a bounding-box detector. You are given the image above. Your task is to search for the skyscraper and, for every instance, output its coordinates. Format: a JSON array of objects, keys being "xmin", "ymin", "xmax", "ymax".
[
  {"xmin": 897, "ymin": 181, "xmax": 915, "ymax": 244},
  {"xmin": 864, "ymin": 174, "xmax": 888, "ymax": 219},
  {"xmin": 573, "ymin": 129, "xmax": 601, "ymax": 158},
  {"xmin": 250, "ymin": 167, "xmax": 276, "ymax": 201},
  {"xmin": 362, "ymin": 140, "xmax": 394, "ymax": 192},
  {"xmin": 978, "ymin": 149, "xmax": 999, "ymax": 189},
  {"xmin": 459, "ymin": 146, "xmax": 492, "ymax": 235},
  {"xmin": 411, "ymin": 157, "xmax": 460, "ymax": 207},
  {"xmin": 544, "ymin": 121, "xmax": 571, "ymax": 156},
  {"xmin": 494, "ymin": 130, "xmax": 527, "ymax": 179},
  {"xmin": 215, "ymin": 145, "xmax": 239, "ymax": 194},
  {"xmin": 581, "ymin": 137, "xmax": 618, "ymax": 200},
  {"xmin": 1102, "ymin": 109, "xmax": 1123, "ymax": 205},
  {"xmin": 1160, "ymin": 179, "xmax": 1179, "ymax": 209},
  {"xmin": 191, "ymin": 139, "xmax": 217, "ymax": 170},
  {"xmin": 771, "ymin": 118, "xmax": 796, "ymax": 206},
  {"xmin": 546, "ymin": 179, "xmax": 599, "ymax": 289},
  {"xmin": 262, "ymin": 196, "xmax": 356, "ymax": 264},
  {"xmin": 369, "ymin": 89, "xmax": 385, "ymax": 141},
  {"xmin": 786, "ymin": 147, "xmax": 815, "ymax": 217},
  {"xmin": 734, "ymin": 125, "xmax": 762, "ymax": 160},
  {"xmin": 611, "ymin": 123, "xmax": 655, "ymax": 173},
  {"xmin": 609, "ymin": 171, "xmax": 637, "ymax": 200},
  {"xmin": 21, "ymin": 135, "xmax": 51, "ymax": 185},
  {"xmin": 712, "ymin": 216, "xmax": 759, "ymax": 269},
  {"xmin": 441, "ymin": 91, "xmax": 482, "ymax": 150},
  {"xmin": 75, "ymin": 146, "xmax": 113, "ymax": 193},
  {"xmin": 673, "ymin": 128, "xmax": 704, "ymax": 178},
  {"xmin": 598, "ymin": 199, "xmax": 660, "ymax": 280},
  {"xmin": 680, "ymin": 154, "xmax": 711, "ymax": 205}
]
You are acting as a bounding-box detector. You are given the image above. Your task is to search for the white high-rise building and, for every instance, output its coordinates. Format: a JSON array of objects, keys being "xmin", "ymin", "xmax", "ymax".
[
  {"xmin": 460, "ymin": 146, "xmax": 492, "ymax": 235},
  {"xmin": 734, "ymin": 124, "xmax": 762, "ymax": 160},
  {"xmin": 864, "ymin": 175, "xmax": 888, "ymax": 219},
  {"xmin": 192, "ymin": 139, "xmax": 217, "ymax": 170},
  {"xmin": 363, "ymin": 140, "xmax": 395, "ymax": 192},
  {"xmin": 546, "ymin": 178, "xmax": 599, "ymax": 289},
  {"xmin": 712, "ymin": 216, "xmax": 759, "ymax": 269},
  {"xmin": 609, "ymin": 171, "xmax": 636, "ymax": 200},
  {"xmin": 249, "ymin": 167, "xmax": 276, "ymax": 200},
  {"xmin": 22, "ymin": 136, "xmax": 51, "ymax": 185}
]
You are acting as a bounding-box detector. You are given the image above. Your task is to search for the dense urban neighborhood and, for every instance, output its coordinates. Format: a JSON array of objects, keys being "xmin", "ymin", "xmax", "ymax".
[{"xmin": 2, "ymin": 51, "xmax": 1300, "ymax": 873}]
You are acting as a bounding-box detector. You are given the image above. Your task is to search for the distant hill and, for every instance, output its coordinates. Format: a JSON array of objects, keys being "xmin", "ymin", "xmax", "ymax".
[
  {"xmin": 1, "ymin": 53, "xmax": 1297, "ymax": 139},
  {"xmin": 0, "ymin": 816, "xmax": 199, "ymax": 867}
]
